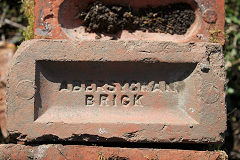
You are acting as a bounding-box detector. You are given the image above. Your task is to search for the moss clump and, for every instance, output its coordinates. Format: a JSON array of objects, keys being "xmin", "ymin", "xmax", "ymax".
[
  {"xmin": 21, "ymin": 0, "xmax": 34, "ymax": 40},
  {"xmin": 209, "ymin": 27, "xmax": 222, "ymax": 43},
  {"xmin": 98, "ymin": 152, "xmax": 129, "ymax": 160}
]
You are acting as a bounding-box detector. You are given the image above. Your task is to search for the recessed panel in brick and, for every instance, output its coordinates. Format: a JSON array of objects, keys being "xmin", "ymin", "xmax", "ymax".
[
  {"xmin": 36, "ymin": 61, "xmax": 196, "ymax": 125},
  {"xmin": 7, "ymin": 40, "xmax": 226, "ymax": 143}
]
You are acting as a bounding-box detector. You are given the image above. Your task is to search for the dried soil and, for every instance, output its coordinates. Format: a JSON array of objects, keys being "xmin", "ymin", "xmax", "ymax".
[{"xmin": 79, "ymin": 1, "xmax": 195, "ymax": 35}]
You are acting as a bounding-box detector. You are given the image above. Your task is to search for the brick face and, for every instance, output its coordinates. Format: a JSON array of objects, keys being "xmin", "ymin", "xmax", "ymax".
[
  {"xmin": 0, "ymin": 43, "xmax": 14, "ymax": 138},
  {"xmin": 4, "ymin": 1, "xmax": 227, "ymax": 157},
  {"xmin": 0, "ymin": 144, "xmax": 228, "ymax": 160},
  {"xmin": 34, "ymin": 0, "xmax": 225, "ymax": 44},
  {"xmin": 6, "ymin": 40, "xmax": 226, "ymax": 143}
]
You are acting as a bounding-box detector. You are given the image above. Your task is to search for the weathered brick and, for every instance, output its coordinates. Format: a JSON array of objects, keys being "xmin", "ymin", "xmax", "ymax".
[
  {"xmin": 34, "ymin": 0, "xmax": 225, "ymax": 44},
  {"xmin": 6, "ymin": 39, "xmax": 226, "ymax": 143},
  {"xmin": 0, "ymin": 144, "xmax": 228, "ymax": 160},
  {"xmin": 0, "ymin": 42, "xmax": 14, "ymax": 138}
]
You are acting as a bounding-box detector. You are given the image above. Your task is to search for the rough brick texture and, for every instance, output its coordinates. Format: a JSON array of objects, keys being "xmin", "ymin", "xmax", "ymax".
[
  {"xmin": 6, "ymin": 39, "xmax": 226, "ymax": 143},
  {"xmin": 0, "ymin": 42, "xmax": 14, "ymax": 138},
  {"xmin": 34, "ymin": 0, "xmax": 225, "ymax": 44},
  {"xmin": 0, "ymin": 144, "xmax": 228, "ymax": 160}
]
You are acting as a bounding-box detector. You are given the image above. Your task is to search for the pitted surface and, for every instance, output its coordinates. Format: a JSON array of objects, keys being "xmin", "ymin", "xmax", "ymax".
[
  {"xmin": 6, "ymin": 40, "xmax": 226, "ymax": 143},
  {"xmin": 34, "ymin": 0, "xmax": 225, "ymax": 44},
  {"xmin": 0, "ymin": 144, "xmax": 228, "ymax": 160}
]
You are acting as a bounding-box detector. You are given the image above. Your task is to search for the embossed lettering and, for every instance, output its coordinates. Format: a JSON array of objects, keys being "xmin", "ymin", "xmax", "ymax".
[
  {"xmin": 100, "ymin": 94, "xmax": 109, "ymax": 106},
  {"xmin": 59, "ymin": 80, "xmax": 178, "ymax": 93},
  {"xmin": 151, "ymin": 81, "xmax": 160, "ymax": 92},
  {"xmin": 106, "ymin": 81, "xmax": 116, "ymax": 92},
  {"xmin": 113, "ymin": 94, "xmax": 117, "ymax": 106},
  {"xmin": 141, "ymin": 82, "xmax": 150, "ymax": 91},
  {"xmin": 72, "ymin": 81, "xmax": 81, "ymax": 91},
  {"xmin": 130, "ymin": 81, "xmax": 140, "ymax": 91},
  {"xmin": 59, "ymin": 80, "xmax": 68, "ymax": 91},
  {"xmin": 59, "ymin": 79, "xmax": 179, "ymax": 107},
  {"xmin": 134, "ymin": 95, "xmax": 143, "ymax": 106},
  {"xmin": 86, "ymin": 95, "xmax": 94, "ymax": 106},
  {"xmin": 97, "ymin": 80, "xmax": 105, "ymax": 91},
  {"xmin": 121, "ymin": 95, "xmax": 130, "ymax": 106},
  {"xmin": 120, "ymin": 80, "xmax": 129, "ymax": 91},
  {"xmin": 85, "ymin": 80, "xmax": 96, "ymax": 92}
]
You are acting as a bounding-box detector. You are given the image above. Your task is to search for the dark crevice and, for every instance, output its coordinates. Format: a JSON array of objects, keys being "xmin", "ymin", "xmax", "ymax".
[
  {"xmin": 7, "ymin": 133, "xmax": 222, "ymax": 151},
  {"xmin": 20, "ymin": 141, "xmax": 221, "ymax": 151}
]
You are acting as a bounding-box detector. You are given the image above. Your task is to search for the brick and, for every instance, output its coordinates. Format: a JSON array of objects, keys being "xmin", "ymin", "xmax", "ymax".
[
  {"xmin": 7, "ymin": 39, "xmax": 226, "ymax": 143},
  {"xmin": 0, "ymin": 42, "xmax": 14, "ymax": 138},
  {"xmin": 34, "ymin": 0, "xmax": 225, "ymax": 44},
  {"xmin": 0, "ymin": 144, "xmax": 228, "ymax": 160}
]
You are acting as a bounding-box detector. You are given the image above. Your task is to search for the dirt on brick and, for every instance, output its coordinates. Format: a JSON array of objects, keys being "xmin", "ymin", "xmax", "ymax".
[{"xmin": 78, "ymin": 1, "xmax": 195, "ymax": 35}]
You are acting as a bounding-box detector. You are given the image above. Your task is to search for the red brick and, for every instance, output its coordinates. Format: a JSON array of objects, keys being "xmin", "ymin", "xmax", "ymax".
[
  {"xmin": 6, "ymin": 40, "xmax": 226, "ymax": 143},
  {"xmin": 0, "ymin": 42, "xmax": 14, "ymax": 138},
  {"xmin": 0, "ymin": 144, "xmax": 228, "ymax": 160},
  {"xmin": 34, "ymin": 0, "xmax": 225, "ymax": 44}
]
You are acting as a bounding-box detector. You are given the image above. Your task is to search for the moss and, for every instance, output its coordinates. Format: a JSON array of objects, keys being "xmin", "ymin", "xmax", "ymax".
[
  {"xmin": 98, "ymin": 152, "xmax": 129, "ymax": 160},
  {"xmin": 21, "ymin": 0, "xmax": 34, "ymax": 40},
  {"xmin": 98, "ymin": 152, "xmax": 106, "ymax": 160},
  {"xmin": 209, "ymin": 27, "xmax": 222, "ymax": 43}
]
